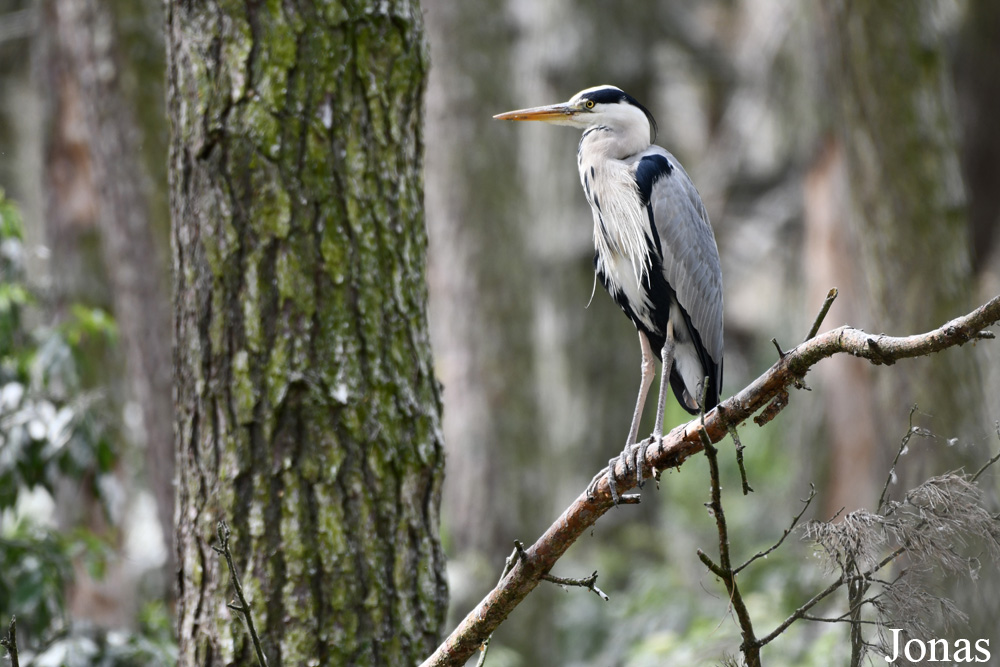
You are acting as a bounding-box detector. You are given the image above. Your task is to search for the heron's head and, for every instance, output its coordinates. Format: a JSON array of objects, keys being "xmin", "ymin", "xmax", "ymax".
[{"xmin": 494, "ymin": 85, "xmax": 657, "ymax": 145}]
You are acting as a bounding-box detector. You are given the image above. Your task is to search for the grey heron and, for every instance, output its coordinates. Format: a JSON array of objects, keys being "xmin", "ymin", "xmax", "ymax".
[{"xmin": 495, "ymin": 85, "xmax": 723, "ymax": 501}]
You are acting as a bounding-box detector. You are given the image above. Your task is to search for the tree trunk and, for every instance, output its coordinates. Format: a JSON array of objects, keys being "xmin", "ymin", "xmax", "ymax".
[
  {"xmin": 423, "ymin": 0, "xmax": 537, "ymax": 562},
  {"xmin": 823, "ymin": 2, "xmax": 983, "ymax": 462},
  {"xmin": 39, "ymin": 0, "xmax": 174, "ymax": 620},
  {"xmin": 167, "ymin": 1, "xmax": 447, "ymax": 665},
  {"xmin": 824, "ymin": 2, "xmax": 987, "ymax": 500}
]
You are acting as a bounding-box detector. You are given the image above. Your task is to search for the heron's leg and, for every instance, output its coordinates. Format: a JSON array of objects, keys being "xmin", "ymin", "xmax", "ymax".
[
  {"xmin": 652, "ymin": 319, "xmax": 676, "ymax": 439},
  {"xmin": 630, "ymin": 320, "xmax": 675, "ymax": 491},
  {"xmin": 623, "ymin": 332, "xmax": 656, "ymax": 488},
  {"xmin": 587, "ymin": 332, "xmax": 656, "ymax": 501},
  {"xmin": 626, "ymin": 331, "xmax": 656, "ymax": 447}
]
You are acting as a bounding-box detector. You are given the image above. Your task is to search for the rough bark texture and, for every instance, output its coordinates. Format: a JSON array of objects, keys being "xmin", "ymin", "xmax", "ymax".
[{"xmin": 167, "ymin": 1, "xmax": 447, "ymax": 665}]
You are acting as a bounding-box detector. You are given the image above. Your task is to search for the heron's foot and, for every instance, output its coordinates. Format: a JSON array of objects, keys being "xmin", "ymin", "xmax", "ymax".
[
  {"xmin": 633, "ymin": 435, "xmax": 657, "ymax": 487},
  {"xmin": 586, "ymin": 439, "xmax": 651, "ymax": 504},
  {"xmin": 586, "ymin": 461, "xmax": 617, "ymax": 504}
]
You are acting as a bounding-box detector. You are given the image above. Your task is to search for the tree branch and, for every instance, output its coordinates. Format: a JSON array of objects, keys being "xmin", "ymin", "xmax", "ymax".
[
  {"xmin": 698, "ymin": 430, "xmax": 760, "ymax": 666},
  {"xmin": 734, "ymin": 484, "xmax": 816, "ymax": 575},
  {"xmin": 420, "ymin": 294, "xmax": 1000, "ymax": 667},
  {"xmin": 0, "ymin": 616, "xmax": 18, "ymax": 667},
  {"xmin": 214, "ymin": 520, "xmax": 269, "ymax": 667}
]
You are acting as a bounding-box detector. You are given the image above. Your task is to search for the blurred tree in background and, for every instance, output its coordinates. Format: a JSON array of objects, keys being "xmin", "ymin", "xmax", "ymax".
[
  {"xmin": 3, "ymin": 0, "xmax": 174, "ymax": 659},
  {"xmin": 38, "ymin": 0, "xmax": 174, "ymax": 624}
]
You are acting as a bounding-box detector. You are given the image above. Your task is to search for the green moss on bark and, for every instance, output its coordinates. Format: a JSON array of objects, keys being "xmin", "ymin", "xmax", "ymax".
[{"xmin": 169, "ymin": 1, "xmax": 446, "ymax": 665}]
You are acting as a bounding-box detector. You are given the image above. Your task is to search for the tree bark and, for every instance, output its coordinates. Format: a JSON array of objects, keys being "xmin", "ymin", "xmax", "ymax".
[{"xmin": 167, "ymin": 1, "xmax": 447, "ymax": 665}]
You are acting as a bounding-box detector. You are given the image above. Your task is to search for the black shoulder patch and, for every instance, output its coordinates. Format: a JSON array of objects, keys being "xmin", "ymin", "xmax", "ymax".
[{"xmin": 634, "ymin": 155, "xmax": 673, "ymax": 206}]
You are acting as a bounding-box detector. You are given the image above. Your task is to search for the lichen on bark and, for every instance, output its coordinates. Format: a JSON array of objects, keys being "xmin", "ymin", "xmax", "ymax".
[{"xmin": 168, "ymin": 1, "xmax": 447, "ymax": 665}]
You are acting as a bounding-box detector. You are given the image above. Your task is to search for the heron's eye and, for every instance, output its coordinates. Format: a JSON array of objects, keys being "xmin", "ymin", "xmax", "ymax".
[{"xmin": 585, "ymin": 99, "xmax": 596, "ymax": 109}]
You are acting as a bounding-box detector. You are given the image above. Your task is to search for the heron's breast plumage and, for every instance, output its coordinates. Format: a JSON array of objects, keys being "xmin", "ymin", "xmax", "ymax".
[
  {"xmin": 581, "ymin": 142, "xmax": 722, "ymax": 411},
  {"xmin": 581, "ymin": 159, "xmax": 655, "ymax": 296}
]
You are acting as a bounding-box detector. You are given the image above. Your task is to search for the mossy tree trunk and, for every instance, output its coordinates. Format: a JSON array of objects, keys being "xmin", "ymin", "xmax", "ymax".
[{"xmin": 167, "ymin": 1, "xmax": 447, "ymax": 665}]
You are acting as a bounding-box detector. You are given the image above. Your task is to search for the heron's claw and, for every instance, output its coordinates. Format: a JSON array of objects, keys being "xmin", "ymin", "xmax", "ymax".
[
  {"xmin": 586, "ymin": 460, "xmax": 621, "ymax": 504},
  {"xmin": 634, "ymin": 436, "xmax": 656, "ymax": 487},
  {"xmin": 587, "ymin": 438, "xmax": 656, "ymax": 505}
]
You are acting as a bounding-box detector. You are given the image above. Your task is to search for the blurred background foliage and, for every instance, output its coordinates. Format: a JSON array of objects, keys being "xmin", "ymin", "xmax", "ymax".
[
  {"xmin": 0, "ymin": 191, "xmax": 174, "ymax": 664},
  {"xmin": 0, "ymin": 0, "xmax": 998, "ymax": 665}
]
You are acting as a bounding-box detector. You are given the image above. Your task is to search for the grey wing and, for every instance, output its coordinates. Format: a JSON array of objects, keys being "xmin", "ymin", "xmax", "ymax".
[{"xmin": 639, "ymin": 148, "xmax": 724, "ymax": 370}]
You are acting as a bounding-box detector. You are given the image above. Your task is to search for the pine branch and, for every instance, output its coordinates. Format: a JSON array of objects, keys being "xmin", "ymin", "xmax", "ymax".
[{"xmin": 420, "ymin": 294, "xmax": 1000, "ymax": 667}]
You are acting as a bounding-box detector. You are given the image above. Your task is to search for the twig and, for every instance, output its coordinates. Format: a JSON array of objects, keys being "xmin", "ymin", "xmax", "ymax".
[
  {"xmin": 477, "ymin": 541, "xmax": 609, "ymax": 665},
  {"xmin": 714, "ymin": 405, "xmax": 753, "ymax": 495},
  {"xmin": 798, "ymin": 615, "xmax": 881, "ymax": 626},
  {"xmin": 729, "ymin": 423, "xmax": 753, "ymax": 495},
  {"xmin": 804, "ymin": 288, "xmax": 839, "ymax": 342},
  {"xmin": 542, "ymin": 571, "xmax": 610, "ymax": 601},
  {"xmin": 0, "ymin": 616, "xmax": 18, "ymax": 667},
  {"xmin": 698, "ymin": 427, "xmax": 760, "ymax": 666},
  {"xmin": 970, "ymin": 422, "xmax": 1000, "ymax": 483},
  {"xmin": 847, "ymin": 555, "xmax": 868, "ymax": 667},
  {"xmin": 878, "ymin": 406, "xmax": 922, "ymax": 511},
  {"xmin": 757, "ymin": 545, "xmax": 907, "ymax": 648},
  {"xmin": 214, "ymin": 520, "xmax": 269, "ymax": 667},
  {"xmin": 421, "ymin": 295, "xmax": 1000, "ymax": 667},
  {"xmin": 476, "ymin": 545, "xmax": 521, "ymax": 667},
  {"xmin": 515, "ymin": 539, "xmax": 610, "ymax": 601},
  {"xmin": 758, "ymin": 576, "xmax": 847, "ymax": 647},
  {"xmin": 735, "ymin": 485, "xmax": 816, "ymax": 575}
]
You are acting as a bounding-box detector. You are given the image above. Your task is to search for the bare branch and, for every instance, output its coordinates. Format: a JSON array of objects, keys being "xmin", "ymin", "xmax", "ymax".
[
  {"xmin": 542, "ymin": 571, "xmax": 610, "ymax": 601},
  {"xmin": 475, "ymin": 545, "xmax": 521, "ymax": 667},
  {"xmin": 0, "ymin": 616, "xmax": 18, "ymax": 667},
  {"xmin": 735, "ymin": 484, "xmax": 816, "ymax": 575},
  {"xmin": 804, "ymin": 287, "xmax": 839, "ymax": 342},
  {"xmin": 878, "ymin": 406, "xmax": 923, "ymax": 511},
  {"xmin": 420, "ymin": 294, "xmax": 1000, "ymax": 667},
  {"xmin": 700, "ymin": 429, "xmax": 760, "ymax": 666},
  {"xmin": 971, "ymin": 422, "xmax": 1000, "ymax": 483},
  {"xmin": 214, "ymin": 520, "xmax": 269, "ymax": 667},
  {"xmin": 720, "ymin": 413, "xmax": 754, "ymax": 495},
  {"xmin": 757, "ymin": 575, "xmax": 848, "ymax": 646}
]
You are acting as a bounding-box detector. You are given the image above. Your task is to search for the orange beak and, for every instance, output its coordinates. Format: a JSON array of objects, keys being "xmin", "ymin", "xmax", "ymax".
[{"xmin": 493, "ymin": 103, "xmax": 577, "ymax": 122}]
